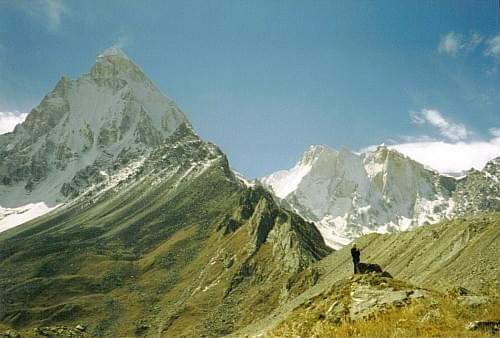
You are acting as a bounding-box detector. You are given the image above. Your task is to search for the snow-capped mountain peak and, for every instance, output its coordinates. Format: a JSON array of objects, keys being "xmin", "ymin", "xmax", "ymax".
[
  {"xmin": 298, "ymin": 145, "xmax": 336, "ymax": 165},
  {"xmin": 261, "ymin": 144, "xmax": 500, "ymax": 249},
  {"xmin": 0, "ymin": 48, "xmax": 191, "ymax": 230},
  {"xmin": 90, "ymin": 47, "xmax": 156, "ymax": 90},
  {"xmin": 98, "ymin": 46, "xmax": 130, "ymax": 59},
  {"xmin": 261, "ymin": 145, "xmax": 328, "ymax": 199}
]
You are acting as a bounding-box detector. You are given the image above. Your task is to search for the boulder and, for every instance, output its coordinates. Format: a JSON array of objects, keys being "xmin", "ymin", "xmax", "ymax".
[
  {"xmin": 75, "ymin": 324, "xmax": 86, "ymax": 332},
  {"xmin": 358, "ymin": 262, "xmax": 392, "ymax": 278},
  {"xmin": 326, "ymin": 301, "xmax": 345, "ymax": 316},
  {"xmin": 2, "ymin": 329, "xmax": 20, "ymax": 338},
  {"xmin": 448, "ymin": 286, "xmax": 472, "ymax": 296},
  {"xmin": 466, "ymin": 320, "xmax": 500, "ymax": 334},
  {"xmin": 350, "ymin": 284, "xmax": 409, "ymax": 320}
]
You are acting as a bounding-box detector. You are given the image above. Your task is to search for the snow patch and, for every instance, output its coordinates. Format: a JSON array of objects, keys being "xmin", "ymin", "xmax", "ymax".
[
  {"xmin": 262, "ymin": 163, "xmax": 312, "ymax": 198},
  {"xmin": 233, "ymin": 170, "xmax": 255, "ymax": 188},
  {"xmin": 0, "ymin": 202, "xmax": 62, "ymax": 232},
  {"xmin": 363, "ymin": 159, "xmax": 384, "ymax": 178},
  {"xmin": 98, "ymin": 47, "xmax": 130, "ymax": 60},
  {"xmin": 81, "ymin": 157, "xmax": 146, "ymax": 199}
]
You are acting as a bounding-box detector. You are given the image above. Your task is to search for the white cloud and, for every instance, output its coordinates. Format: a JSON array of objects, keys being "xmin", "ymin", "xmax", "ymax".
[
  {"xmin": 389, "ymin": 136, "xmax": 500, "ymax": 174},
  {"xmin": 438, "ymin": 31, "xmax": 483, "ymax": 56},
  {"xmin": 490, "ymin": 128, "xmax": 500, "ymax": 138},
  {"xmin": 410, "ymin": 109, "xmax": 468, "ymax": 141},
  {"xmin": 469, "ymin": 32, "xmax": 483, "ymax": 49},
  {"xmin": 485, "ymin": 34, "xmax": 500, "ymax": 60},
  {"xmin": 409, "ymin": 111, "xmax": 425, "ymax": 124},
  {"xmin": 15, "ymin": 0, "xmax": 67, "ymax": 32},
  {"xmin": 400, "ymin": 134, "xmax": 436, "ymax": 143},
  {"xmin": 362, "ymin": 113, "xmax": 500, "ymax": 174},
  {"xmin": 0, "ymin": 111, "xmax": 27, "ymax": 135},
  {"xmin": 44, "ymin": 0, "xmax": 66, "ymax": 31},
  {"xmin": 438, "ymin": 32, "xmax": 463, "ymax": 56},
  {"xmin": 111, "ymin": 36, "xmax": 131, "ymax": 50}
]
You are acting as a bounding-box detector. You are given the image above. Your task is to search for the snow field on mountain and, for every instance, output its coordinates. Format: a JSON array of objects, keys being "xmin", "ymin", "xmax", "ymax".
[
  {"xmin": 261, "ymin": 144, "xmax": 499, "ymax": 248},
  {"xmin": 0, "ymin": 202, "xmax": 62, "ymax": 232}
]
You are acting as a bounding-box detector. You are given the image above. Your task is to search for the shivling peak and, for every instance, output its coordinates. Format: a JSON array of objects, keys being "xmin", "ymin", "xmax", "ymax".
[{"xmin": 97, "ymin": 46, "xmax": 131, "ymax": 60}]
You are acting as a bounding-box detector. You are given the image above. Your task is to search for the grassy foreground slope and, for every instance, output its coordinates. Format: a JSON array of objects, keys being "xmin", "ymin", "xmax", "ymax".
[
  {"xmin": 323, "ymin": 213, "xmax": 500, "ymax": 293},
  {"xmin": 0, "ymin": 127, "xmax": 332, "ymax": 337},
  {"xmin": 269, "ymin": 273, "xmax": 500, "ymax": 337},
  {"xmin": 234, "ymin": 213, "xmax": 500, "ymax": 336}
]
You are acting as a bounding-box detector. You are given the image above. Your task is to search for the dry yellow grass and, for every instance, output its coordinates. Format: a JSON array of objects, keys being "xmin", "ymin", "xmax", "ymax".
[{"xmin": 268, "ymin": 296, "xmax": 500, "ymax": 337}]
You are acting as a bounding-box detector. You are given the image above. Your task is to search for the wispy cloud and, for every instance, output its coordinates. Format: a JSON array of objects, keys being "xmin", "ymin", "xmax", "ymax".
[
  {"xmin": 438, "ymin": 31, "xmax": 500, "ymax": 64},
  {"xmin": 490, "ymin": 128, "xmax": 500, "ymax": 138},
  {"xmin": 437, "ymin": 31, "xmax": 483, "ymax": 56},
  {"xmin": 469, "ymin": 32, "xmax": 483, "ymax": 50},
  {"xmin": 111, "ymin": 36, "xmax": 131, "ymax": 50},
  {"xmin": 438, "ymin": 32, "xmax": 463, "ymax": 56},
  {"xmin": 0, "ymin": 111, "xmax": 27, "ymax": 134},
  {"xmin": 44, "ymin": 0, "xmax": 66, "ymax": 31},
  {"xmin": 15, "ymin": 0, "xmax": 67, "ymax": 32},
  {"xmin": 485, "ymin": 34, "xmax": 500, "ymax": 60},
  {"xmin": 410, "ymin": 109, "xmax": 468, "ymax": 141}
]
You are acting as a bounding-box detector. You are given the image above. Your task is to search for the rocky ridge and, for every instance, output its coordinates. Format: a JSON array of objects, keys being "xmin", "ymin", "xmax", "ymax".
[{"xmin": 0, "ymin": 49, "xmax": 332, "ymax": 337}]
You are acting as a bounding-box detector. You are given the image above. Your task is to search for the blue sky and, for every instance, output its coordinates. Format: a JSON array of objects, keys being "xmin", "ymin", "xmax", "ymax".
[{"xmin": 1, "ymin": 0, "xmax": 499, "ymax": 177}]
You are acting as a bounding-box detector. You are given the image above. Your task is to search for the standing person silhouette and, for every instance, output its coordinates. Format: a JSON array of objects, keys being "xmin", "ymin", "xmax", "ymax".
[{"xmin": 351, "ymin": 243, "xmax": 360, "ymax": 274}]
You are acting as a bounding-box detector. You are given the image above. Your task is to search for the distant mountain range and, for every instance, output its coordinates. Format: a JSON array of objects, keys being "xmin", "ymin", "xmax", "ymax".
[{"xmin": 261, "ymin": 144, "xmax": 500, "ymax": 248}]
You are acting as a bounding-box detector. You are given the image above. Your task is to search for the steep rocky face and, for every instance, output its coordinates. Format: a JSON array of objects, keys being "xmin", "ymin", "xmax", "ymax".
[
  {"xmin": 262, "ymin": 145, "xmax": 457, "ymax": 248},
  {"xmin": 0, "ymin": 48, "xmax": 189, "ymax": 230},
  {"xmin": 453, "ymin": 157, "xmax": 500, "ymax": 216}
]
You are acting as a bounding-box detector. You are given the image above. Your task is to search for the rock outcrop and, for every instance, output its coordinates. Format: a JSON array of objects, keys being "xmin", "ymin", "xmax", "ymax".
[
  {"xmin": 466, "ymin": 320, "xmax": 500, "ymax": 334},
  {"xmin": 358, "ymin": 262, "xmax": 392, "ymax": 278}
]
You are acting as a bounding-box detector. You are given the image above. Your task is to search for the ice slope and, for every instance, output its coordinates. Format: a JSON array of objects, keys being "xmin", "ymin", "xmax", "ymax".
[{"xmin": 260, "ymin": 145, "xmax": 327, "ymax": 198}]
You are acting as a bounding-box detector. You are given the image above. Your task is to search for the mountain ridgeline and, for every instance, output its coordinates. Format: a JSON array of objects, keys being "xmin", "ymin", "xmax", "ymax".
[
  {"xmin": 0, "ymin": 49, "xmax": 331, "ymax": 336},
  {"xmin": 261, "ymin": 145, "xmax": 500, "ymax": 248}
]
